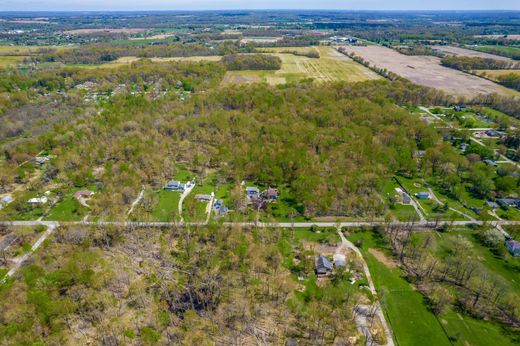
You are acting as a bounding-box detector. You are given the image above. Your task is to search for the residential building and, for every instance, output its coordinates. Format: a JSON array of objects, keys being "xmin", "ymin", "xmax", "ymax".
[
  {"xmin": 262, "ymin": 187, "xmax": 279, "ymax": 201},
  {"xmin": 415, "ymin": 192, "xmax": 430, "ymax": 200},
  {"xmin": 402, "ymin": 192, "xmax": 411, "ymax": 204},
  {"xmin": 28, "ymin": 196, "xmax": 48, "ymax": 204},
  {"xmin": 506, "ymin": 240, "xmax": 520, "ymax": 256},
  {"xmin": 315, "ymin": 255, "xmax": 333, "ymax": 275},
  {"xmin": 164, "ymin": 180, "xmax": 185, "ymax": 191},
  {"xmin": 246, "ymin": 186, "xmax": 260, "ymax": 199},
  {"xmin": 483, "ymin": 159, "xmax": 498, "ymax": 167},
  {"xmin": 74, "ymin": 190, "xmax": 94, "ymax": 200},
  {"xmin": 497, "ymin": 198, "xmax": 520, "ymax": 209}
]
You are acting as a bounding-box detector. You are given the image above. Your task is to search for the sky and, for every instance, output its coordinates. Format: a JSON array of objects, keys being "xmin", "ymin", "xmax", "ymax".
[{"xmin": 1, "ymin": 0, "xmax": 519, "ymax": 11}]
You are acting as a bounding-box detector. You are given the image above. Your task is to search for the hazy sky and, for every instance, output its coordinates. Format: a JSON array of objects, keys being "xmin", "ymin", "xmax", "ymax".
[{"xmin": 1, "ymin": 0, "xmax": 519, "ymax": 11}]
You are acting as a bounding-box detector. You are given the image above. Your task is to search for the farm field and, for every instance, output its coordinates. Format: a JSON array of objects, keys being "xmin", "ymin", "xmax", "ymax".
[
  {"xmin": 431, "ymin": 45, "xmax": 514, "ymax": 62},
  {"xmin": 223, "ymin": 46, "xmax": 380, "ymax": 85},
  {"xmin": 0, "ymin": 55, "xmax": 25, "ymax": 67},
  {"xmin": 339, "ymin": 45, "xmax": 517, "ymax": 97}
]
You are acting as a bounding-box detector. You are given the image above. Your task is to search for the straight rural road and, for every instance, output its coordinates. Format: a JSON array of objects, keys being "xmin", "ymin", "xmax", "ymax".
[{"xmin": 0, "ymin": 219, "xmax": 517, "ymax": 229}]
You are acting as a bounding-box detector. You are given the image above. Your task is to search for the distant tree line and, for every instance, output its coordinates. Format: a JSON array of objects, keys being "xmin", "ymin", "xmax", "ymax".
[
  {"xmin": 222, "ymin": 54, "xmax": 282, "ymax": 70},
  {"xmin": 36, "ymin": 42, "xmax": 248, "ymax": 65},
  {"xmin": 279, "ymin": 49, "xmax": 320, "ymax": 58},
  {"xmin": 441, "ymin": 55, "xmax": 518, "ymax": 71}
]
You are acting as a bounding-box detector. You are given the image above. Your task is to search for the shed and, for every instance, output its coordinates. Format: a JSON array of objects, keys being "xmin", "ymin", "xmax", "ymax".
[{"xmin": 195, "ymin": 194, "xmax": 212, "ymax": 202}]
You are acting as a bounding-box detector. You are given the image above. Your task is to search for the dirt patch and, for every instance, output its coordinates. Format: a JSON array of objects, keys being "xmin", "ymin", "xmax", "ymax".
[
  {"xmin": 222, "ymin": 71, "xmax": 261, "ymax": 84},
  {"xmin": 301, "ymin": 240, "xmax": 337, "ymax": 255},
  {"xmin": 339, "ymin": 45, "xmax": 516, "ymax": 97},
  {"xmin": 368, "ymin": 248, "xmax": 398, "ymax": 268}
]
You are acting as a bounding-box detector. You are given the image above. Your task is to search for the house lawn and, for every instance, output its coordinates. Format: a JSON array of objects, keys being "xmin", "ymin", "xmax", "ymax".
[{"xmin": 348, "ymin": 230, "xmax": 451, "ymax": 346}]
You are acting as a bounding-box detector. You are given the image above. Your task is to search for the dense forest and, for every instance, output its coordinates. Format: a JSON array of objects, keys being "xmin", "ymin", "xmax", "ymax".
[
  {"xmin": 1, "ymin": 59, "xmax": 520, "ymax": 221},
  {"xmin": 0, "ymin": 224, "xmax": 362, "ymax": 344}
]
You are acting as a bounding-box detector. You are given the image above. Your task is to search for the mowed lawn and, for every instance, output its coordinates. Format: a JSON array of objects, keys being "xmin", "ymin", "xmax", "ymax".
[
  {"xmin": 223, "ymin": 46, "xmax": 380, "ymax": 85},
  {"xmin": 348, "ymin": 231, "xmax": 451, "ymax": 346},
  {"xmin": 353, "ymin": 228, "xmax": 520, "ymax": 346}
]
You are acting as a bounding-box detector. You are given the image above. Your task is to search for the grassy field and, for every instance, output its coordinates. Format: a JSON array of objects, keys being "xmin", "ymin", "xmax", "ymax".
[
  {"xmin": 0, "ymin": 55, "xmax": 26, "ymax": 67},
  {"xmin": 150, "ymin": 190, "xmax": 181, "ymax": 222},
  {"xmin": 0, "ymin": 46, "xmax": 47, "ymax": 55},
  {"xmin": 381, "ymin": 179, "xmax": 420, "ymax": 222},
  {"xmin": 349, "ymin": 231, "xmax": 452, "ymax": 346},
  {"xmin": 223, "ymin": 46, "xmax": 380, "ymax": 85},
  {"xmin": 349, "ymin": 229, "xmax": 519, "ymax": 346},
  {"xmin": 473, "ymin": 45, "xmax": 520, "ymax": 56},
  {"xmin": 474, "ymin": 69, "xmax": 520, "ymax": 80},
  {"xmin": 44, "ymin": 186, "xmax": 97, "ymax": 221}
]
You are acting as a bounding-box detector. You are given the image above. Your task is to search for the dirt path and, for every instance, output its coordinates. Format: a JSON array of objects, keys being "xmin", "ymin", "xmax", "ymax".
[
  {"xmin": 203, "ymin": 193, "xmax": 215, "ymax": 225},
  {"xmin": 337, "ymin": 230, "xmax": 395, "ymax": 346},
  {"xmin": 127, "ymin": 188, "xmax": 144, "ymax": 216},
  {"xmin": 178, "ymin": 181, "xmax": 195, "ymax": 224},
  {"xmin": 1, "ymin": 222, "xmax": 58, "ymax": 283}
]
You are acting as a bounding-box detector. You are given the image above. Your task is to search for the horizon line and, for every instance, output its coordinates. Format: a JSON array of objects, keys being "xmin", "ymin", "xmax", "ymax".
[{"xmin": 1, "ymin": 9, "xmax": 520, "ymax": 13}]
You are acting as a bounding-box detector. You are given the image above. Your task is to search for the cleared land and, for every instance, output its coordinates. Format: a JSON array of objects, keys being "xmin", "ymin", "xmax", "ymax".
[
  {"xmin": 340, "ymin": 45, "xmax": 516, "ymax": 97},
  {"xmin": 223, "ymin": 46, "xmax": 380, "ymax": 85},
  {"xmin": 432, "ymin": 45, "xmax": 514, "ymax": 62}
]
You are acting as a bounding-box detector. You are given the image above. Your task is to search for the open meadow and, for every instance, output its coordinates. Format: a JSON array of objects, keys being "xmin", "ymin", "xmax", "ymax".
[{"xmin": 222, "ymin": 46, "xmax": 380, "ymax": 85}]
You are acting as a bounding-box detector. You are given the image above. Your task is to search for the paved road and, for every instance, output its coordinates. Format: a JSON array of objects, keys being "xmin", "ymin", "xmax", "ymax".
[{"xmin": 1, "ymin": 219, "xmax": 519, "ymax": 229}]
